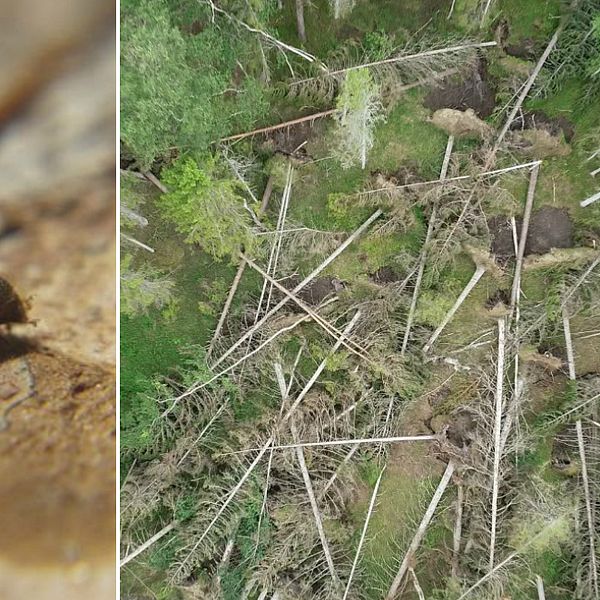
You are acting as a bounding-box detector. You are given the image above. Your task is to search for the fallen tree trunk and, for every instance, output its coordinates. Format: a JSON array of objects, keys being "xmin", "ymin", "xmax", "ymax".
[
  {"xmin": 423, "ymin": 265, "xmax": 486, "ymax": 354},
  {"xmin": 576, "ymin": 420, "xmax": 599, "ymax": 599},
  {"xmin": 385, "ymin": 460, "xmax": 456, "ymax": 599},
  {"xmin": 489, "ymin": 318, "xmax": 506, "ymax": 569},
  {"xmin": 510, "ymin": 163, "xmax": 540, "ymax": 312},
  {"xmin": 208, "ymin": 176, "xmax": 275, "ymax": 357},
  {"xmin": 343, "ymin": 467, "xmax": 386, "ymax": 600},
  {"xmin": 401, "ymin": 135, "xmax": 454, "ymax": 355}
]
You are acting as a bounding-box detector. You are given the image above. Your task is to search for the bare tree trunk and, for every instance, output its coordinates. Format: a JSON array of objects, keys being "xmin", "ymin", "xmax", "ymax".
[
  {"xmin": 401, "ymin": 135, "xmax": 454, "ymax": 355},
  {"xmin": 536, "ymin": 575, "xmax": 546, "ymax": 600},
  {"xmin": 581, "ymin": 191, "xmax": 600, "ymax": 207},
  {"xmin": 295, "ymin": 0, "xmax": 306, "ymax": 43},
  {"xmin": 452, "ymin": 481, "xmax": 464, "ymax": 578},
  {"xmin": 562, "ymin": 306, "xmax": 576, "ymax": 381},
  {"xmin": 493, "ymin": 4, "xmax": 577, "ymax": 153},
  {"xmin": 576, "ymin": 420, "xmax": 599, "ymax": 599},
  {"xmin": 290, "ymin": 41, "xmax": 497, "ymax": 87},
  {"xmin": 423, "ymin": 266, "xmax": 486, "ymax": 354},
  {"xmin": 343, "ymin": 467, "xmax": 385, "ymax": 599},
  {"xmin": 489, "ymin": 318, "xmax": 506, "ymax": 569},
  {"xmin": 385, "ymin": 461, "xmax": 456, "ymax": 599},
  {"xmin": 209, "ymin": 210, "xmax": 381, "ymax": 371},
  {"xmin": 510, "ymin": 163, "xmax": 540, "ymax": 312},
  {"xmin": 294, "ymin": 427, "xmax": 339, "ymax": 584}
]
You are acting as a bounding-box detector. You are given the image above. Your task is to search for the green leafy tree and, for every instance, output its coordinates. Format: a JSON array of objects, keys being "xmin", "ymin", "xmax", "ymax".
[
  {"xmin": 120, "ymin": 255, "xmax": 175, "ymax": 316},
  {"xmin": 159, "ymin": 155, "xmax": 258, "ymax": 260},
  {"xmin": 121, "ymin": 0, "xmax": 267, "ymax": 168},
  {"xmin": 333, "ymin": 68, "xmax": 384, "ymax": 169}
]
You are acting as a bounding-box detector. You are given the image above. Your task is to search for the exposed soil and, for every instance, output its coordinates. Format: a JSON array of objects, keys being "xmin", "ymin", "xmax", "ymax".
[
  {"xmin": 0, "ymin": 346, "xmax": 115, "ymax": 567},
  {"xmin": 423, "ymin": 58, "xmax": 497, "ymax": 118},
  {"xmin": 263, "ymin": 120, "xmax": 318, "ymax": 157},
  {"xmin": 510, "ymin": 109, "xmax": 575, "ymax": 142},
  {"xmin": 370, "ymin": 266, "xmax": 402, "ymax": 284},
  {"xmin": 489, "ymin": 206, "xmax": 574, "ymax": 259},
  {"xmin": 296, "ymin": 277, "xmax": 341, "ymax": 304},
  {"xmin": 445, "ymin": 409, "xmax": 478, "ymax": 448},
  {"xmin": 505, "ymin": 37, "xmax": 538, "ymax": 61}
]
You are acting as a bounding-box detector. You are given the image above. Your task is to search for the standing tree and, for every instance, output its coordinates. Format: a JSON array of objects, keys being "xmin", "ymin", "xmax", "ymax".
[
  {"xmin": 333, "ymin": 68, "xmax": 384, "ymax": 169},
  {"xmin": 159, "ymin": 155, "xmax": 258, "ymax": 261}
]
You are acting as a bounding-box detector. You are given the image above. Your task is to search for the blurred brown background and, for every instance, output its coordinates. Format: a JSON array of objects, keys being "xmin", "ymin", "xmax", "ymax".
[{"xmin": 0, "ymin": 1, "xmax": 116, "ymax": 599}]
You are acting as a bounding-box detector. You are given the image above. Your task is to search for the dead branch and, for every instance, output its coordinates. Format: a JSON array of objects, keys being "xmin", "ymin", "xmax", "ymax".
[
  {"xmin": 536, "ymin": 575, "xmax": 546, "ymax": 600},
  {"xmin": 120, "ymin": 232, "xmax": 155, "ymax": 253},
  {"xmin": 409, "ymin": 569, "xmax": 426, "ymax": 600},
  {"xmin": 144, "ymin": 171, "xmax": 168, "ymax": 193},
  {"xmin": 385, "ymin": 460, "xmax": 456, "ymax": 599},
  {"xmin": 452, "ymin": 481, "xmax": 464, "ymax": 578},
  {"xmin": 120, "ymin": 522, "xmax": 176, "ymax": 567}
]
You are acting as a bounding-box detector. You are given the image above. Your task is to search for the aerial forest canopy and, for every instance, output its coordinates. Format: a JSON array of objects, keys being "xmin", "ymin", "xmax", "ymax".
[{"xmin": 120, "ymin": 0, "xmax": 600, "ymax": 599}]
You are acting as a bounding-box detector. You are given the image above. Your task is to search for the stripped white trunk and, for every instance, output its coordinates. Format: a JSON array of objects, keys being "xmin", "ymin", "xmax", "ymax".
[
  {"xmin": 489, "ymin": 318, "xmax": 506, "ymax": 569},
  {"xmin": 562, "ymin": 306, "xmax": 576, "ymax": 381},
  {"xmin": 510, "ymin": 163, "xmax": 540, "ymax": 311},
  {"xmin": 385, "ymin": 461, "xmax": 456, "ymax": 599},
  {"xmin": 401, "ymin": 135, "xmax": 454, "ymax": 355},
  {"xmin": 423, "ymin": 266, "xmax": 486, "ymax": 354},
  {"xmin": 342, "ymin": 469, "xmax": 385, "ymax": 600},
  {"xmin": 576, "ymin": 420, "xmax": 599, "ymax": 599}
]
